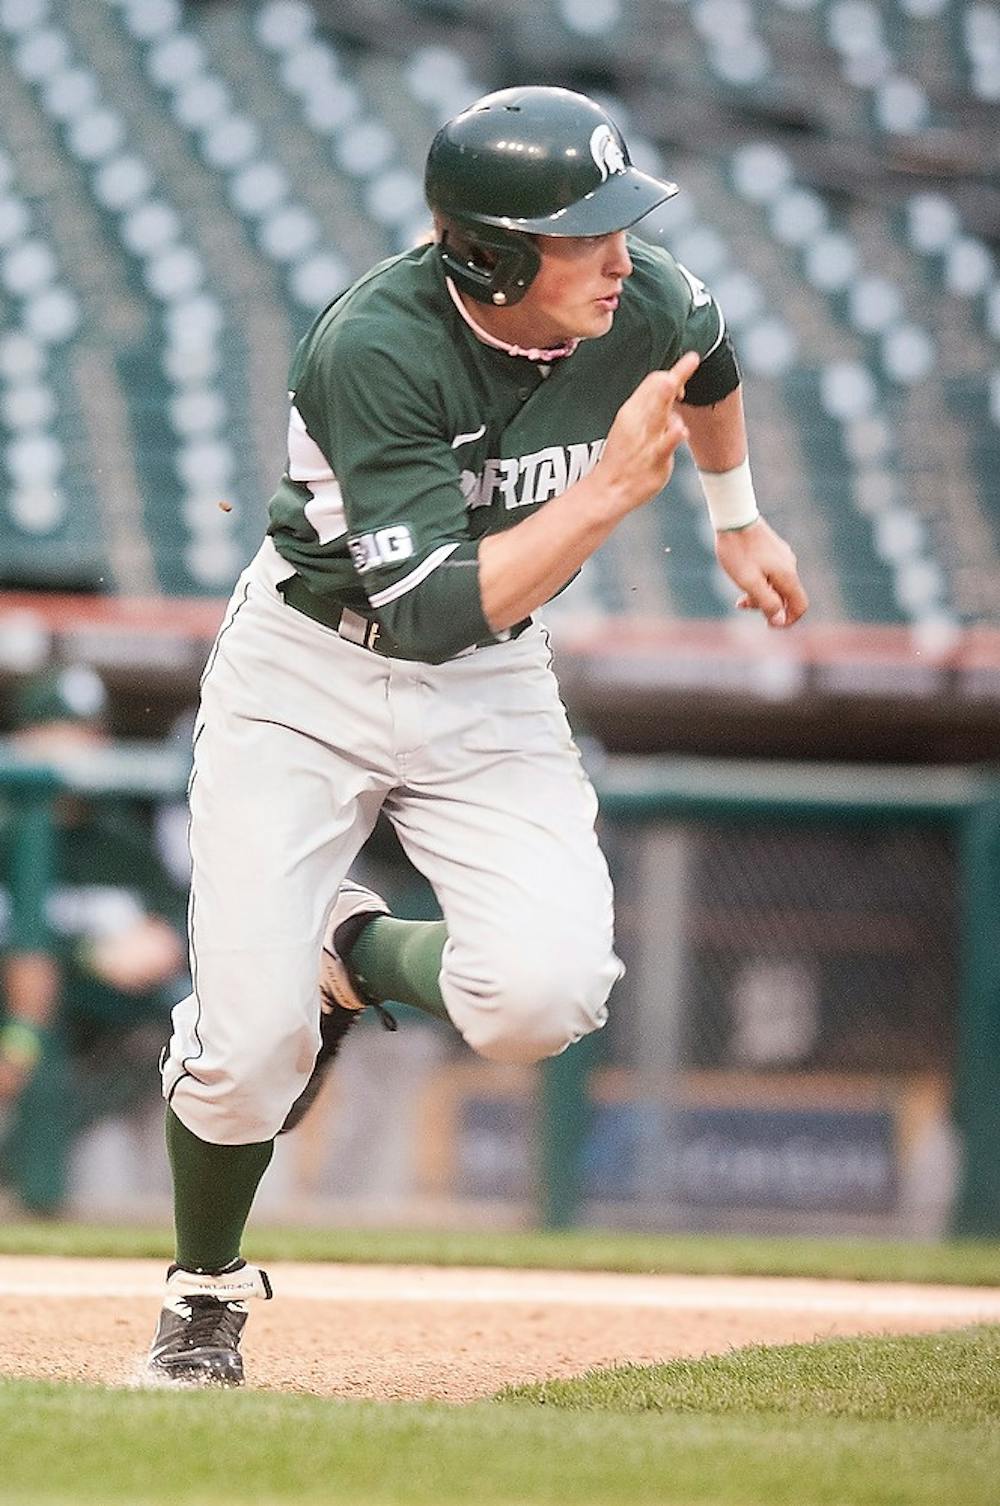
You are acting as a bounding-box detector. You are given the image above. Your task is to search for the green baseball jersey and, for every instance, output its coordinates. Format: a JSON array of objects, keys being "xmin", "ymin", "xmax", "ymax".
[{"xmin": 268, "ymin": 237, "xmax": 725, "ymax": 662}]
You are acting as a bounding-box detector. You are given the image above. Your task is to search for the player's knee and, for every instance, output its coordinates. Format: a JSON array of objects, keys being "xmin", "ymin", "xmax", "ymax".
[
  {"xmin": 444, "ymin": 942, "xmax": 619, "ymax": 1065},
  {"xmin": 169, "ymin": 1014, "xmax": 319, "ymax": 1142}
]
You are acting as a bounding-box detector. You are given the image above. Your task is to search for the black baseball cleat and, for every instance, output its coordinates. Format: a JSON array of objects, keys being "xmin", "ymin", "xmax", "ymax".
[
  {"xmin": 280, "ymin": 881, "xmax": 396, "ymax": 1134},
  {"xmin": 147, "ymin": 1260, "xmax": 272, "ymax": 1386}
]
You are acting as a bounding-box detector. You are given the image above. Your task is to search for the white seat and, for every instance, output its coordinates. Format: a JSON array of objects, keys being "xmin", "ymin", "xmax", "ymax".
[
  {"xmin": 0, "ymin": 331, "xmax": 46, "ymax": 380},
  {"xmin": 0, "ymin": 196, "xmax": 30, "ymax": 249},
  {"xmin": 163, "ymin": 295, "xmax": 224, "ymax": 344},
  {"xmin": 557, "ymin": 0, "xmax": 623, "ymax": 39},
  {"xmin": 254, "ymin": 0, "xmax": 314, "ymax": 53},
  {"xmin": 881, "ymin": 323, "xmax": 935, "ymax": 384},
  {"xmin": 148, "ymin": 33, "xmax": 205, "ymax": 88},
  {"xmin": 0, "ymin": 0, "xmax": 48, "ymax": 35},
  {"xmin": 738, "ymin": 318, "xmax": 797, "ymax": 377},
  {"xmin": 121, "ymin": 0, "xmax": 182, "ymax": 44},
  {"xmin": 144, "ymin": 246, "xmax": 205, "ymax": 301},
  {"xmin": 14, "ymin": 27, "xmax": 69, "ymax": 82},
  {"xmin": 5, "ymin": 430, "xmax": 63, "ymax": 484},
  {"xmin": 93, "ymin": 155, "xmax": 154, "ymax": 211},
  {"xmin": 894, "ymin": 557, "xmax": 946, "ymax": 613},
  {"xmin": 944, "ymin": 238, "xmax": 994, "ymax": 298},
  {"xmin": 1, "ymin": 383, "xmax": 55, "ymax": 431},
  {"xmin": 731, "ymin": 143, "xmax": 794, "ymax": 204},
  {"xmin": 162, "ymin": 343, "xmax": 221, "ymax": 386},
  {"xmin": 2, "ymin": 238, "xmax": 56, "ymax": 297},
  {"xmin": 43, "ymin": 68, "xmax": 99, "ymax": 121},
  {"xmin": 173, "ymin": 77, "xmax": 231, "ymax": 131},
  {"xmin": 905, "ymin": 193, "xmax": 960, "ymax": 255},
  {"xmin": 288, "ymin": 252, "xmax": 350, "ymax": 309},
  {"xmin": 768, "ymin": 187, "xmax": 828, "ymax": 247},
  {"xmin": 24, "ymin": 287, "xmax": 79, "ymax": 344},
  {"xmin": 229, "ymin": 161, "xmax": 289, "ymax": 218},
  {"xmin": 200, "ymin": 116, "xmax": 260, "ymax": 171},
  {"xmin": 175, "ymin": 437, "xmax": 233, "ymax": 491},
  {"xmin": 874, "ymin": 75, "xmax": 930, "ymax": 133},
  {"xmin": 280, "ymin": 41, "xmax": 338, "ymax": 95},
  {"xmin": 670, "ymin": 224, "xmax": 728, "ymax": 279},
  {"xmin": 333, "ymin": 120, "xmax": 395, "ymax": 178},
  {"xmin": 67, "ymin": 109, "xmax": 126, "ymax": 164},
  {"xmin": 257, "ymin": 206, "xmax": 320, "ymax": 262},
  {"xmin": 804, "ymin": 233, "xmax": 859, "ymax": 292},
  {"xmin": 874, "ymin": 509, "xmax": 926, "ymax": 565},
  {"xmin": 7, "ymin": 484, "xmax": 66, "ymax": 535},
  {"xmin": 169, "ymin": 388, "xmax": 228, "ymax": 438},
  {"xmin": 819, "ymin": 361, "xmax": 878, "ymax": 421},
  {"xmin": 848, "ymin": 276, "xmax": 903, "ymax": 334},
  {"xmin": 404, "ymin": 46, "xmax": 470, "ymax": 107},
  {"xmin": 709, "ymin": 270, "xmax": 763, "ymax": 328},
  {"xmin": 365, "ymin": 168, "xmax": 425, "ymax": 228},
  {"xmin": 303, "ymin": 82, "xmax": 361, "ymax": 135},
  {"xmin": 122, "ymin": 201, "xmax": 181, "ymax": 257}
]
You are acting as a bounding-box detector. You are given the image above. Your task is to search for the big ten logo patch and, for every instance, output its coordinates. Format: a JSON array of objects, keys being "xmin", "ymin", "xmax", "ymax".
[{"xmin": 348, "ymin": 524, "xmax": 415, "ymax": 573}]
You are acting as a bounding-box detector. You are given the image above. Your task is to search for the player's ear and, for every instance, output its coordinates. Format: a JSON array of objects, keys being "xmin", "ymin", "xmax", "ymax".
[{"xmin": 439, "ymin": 219, "xmax": 498, "ymax": 273}]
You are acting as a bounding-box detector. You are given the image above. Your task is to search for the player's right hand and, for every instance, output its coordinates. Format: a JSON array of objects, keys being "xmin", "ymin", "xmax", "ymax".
[{"xmin": 598, "ymin": 351, "xmax": 701, "ymax": 512}]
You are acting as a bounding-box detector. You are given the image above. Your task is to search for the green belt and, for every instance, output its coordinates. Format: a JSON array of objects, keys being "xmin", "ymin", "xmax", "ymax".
[{"xmin": 279, "ymin": 574, "xmax": 529, "ymax": 660}]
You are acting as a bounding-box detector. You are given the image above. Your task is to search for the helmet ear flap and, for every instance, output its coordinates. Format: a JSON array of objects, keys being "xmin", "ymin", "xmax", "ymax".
[{"xmin": 437, "ymin": 223, "xmax": 541, "ymax": 307}]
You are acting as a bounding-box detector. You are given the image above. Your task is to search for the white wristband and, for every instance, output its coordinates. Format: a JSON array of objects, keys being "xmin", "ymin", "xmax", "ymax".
[{"xmin": 697, "ymin": 456, "xmax": 761, "ymax": 533}]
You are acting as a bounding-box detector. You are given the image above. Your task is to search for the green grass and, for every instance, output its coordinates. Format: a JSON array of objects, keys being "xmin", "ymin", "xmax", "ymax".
[
  {"xmin": 2, "ymin": 1329, "xmax": 998, "ymax": 1505},
  {"xmin": 501, "ymin": 1325, "xmax": 1000, "ymax": 1424},
  {"xmin": 4, "ymin": 1224, "xmax": 997, "ymax": 1500},
  {"xmin": 1, "ymin": 1222, "xmax": 1000, "ymax": 1283},
  {"xmin": 1, "ymin": 1220, "xmax": 999, "ymax": 1285}
]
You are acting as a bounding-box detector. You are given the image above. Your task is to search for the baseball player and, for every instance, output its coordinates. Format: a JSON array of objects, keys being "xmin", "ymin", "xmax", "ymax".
[{"xmin": 148, "ymin": 85, "xmax": 807, "ymax": 1384}]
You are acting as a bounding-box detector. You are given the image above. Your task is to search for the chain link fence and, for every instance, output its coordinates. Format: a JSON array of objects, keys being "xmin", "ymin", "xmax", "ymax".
[{"xmin": 593, "ymin": 818, "xmax": 960, "ymax": 1235}]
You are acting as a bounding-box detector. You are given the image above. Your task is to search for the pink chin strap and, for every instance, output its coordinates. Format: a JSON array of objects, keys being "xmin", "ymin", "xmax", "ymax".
[{"xmin": 446, "ymin": 278, "xmax": 579, "ymax": 362}]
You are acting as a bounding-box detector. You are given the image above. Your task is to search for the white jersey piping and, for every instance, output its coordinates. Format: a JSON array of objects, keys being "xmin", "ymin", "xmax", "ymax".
[{"xmin": 368, "ymin": 542, "xmax": 462, "ymax": 607}]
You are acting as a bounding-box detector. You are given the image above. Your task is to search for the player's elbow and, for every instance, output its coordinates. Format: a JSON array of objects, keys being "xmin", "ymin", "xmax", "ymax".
[{"xmin": 370, "ymin": 544, "xmax": 496, "ymax": 661}]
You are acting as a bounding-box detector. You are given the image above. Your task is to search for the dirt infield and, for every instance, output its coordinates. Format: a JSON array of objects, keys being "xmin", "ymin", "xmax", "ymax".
[{"xmin": 2, "ymin": 1257, "xmax": 999, "ymax": 1401}]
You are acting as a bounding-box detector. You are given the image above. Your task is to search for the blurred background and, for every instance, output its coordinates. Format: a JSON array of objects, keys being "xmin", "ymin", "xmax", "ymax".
[{"xmin": 0, "ymin": 0, "xmax": 997, "ymax": 1240}]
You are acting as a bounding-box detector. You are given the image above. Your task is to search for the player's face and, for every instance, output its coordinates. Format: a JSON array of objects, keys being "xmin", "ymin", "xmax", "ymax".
[{"xmin": 518, "ymin": 231, "xmax": 633, "ymax": 343}]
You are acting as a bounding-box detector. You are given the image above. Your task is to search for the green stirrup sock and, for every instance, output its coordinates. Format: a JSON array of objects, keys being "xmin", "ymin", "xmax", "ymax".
[
  {"xmin": 166, "ymin": 1107, "xmax": 274, "ymax": 1273},
  {"xmin": 349, "ymin": 917, "xmax": 451, "ymax": 1023}
]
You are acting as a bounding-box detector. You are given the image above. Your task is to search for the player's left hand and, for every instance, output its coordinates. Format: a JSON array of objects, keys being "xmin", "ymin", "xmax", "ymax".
[{"xmin": 715, "ymin": 518, "xmax": 808, "ymax": 628}]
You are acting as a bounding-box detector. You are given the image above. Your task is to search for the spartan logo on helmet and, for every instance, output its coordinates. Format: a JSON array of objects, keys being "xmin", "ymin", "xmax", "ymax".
[{"xmin": 589, "ymin": 124, "xmax": 627, "ymax": 182}]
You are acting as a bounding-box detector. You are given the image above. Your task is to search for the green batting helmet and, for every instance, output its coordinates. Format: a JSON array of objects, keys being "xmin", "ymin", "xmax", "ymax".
[{"xmin": 425, "ymin": 85, "xmax": 678, "ymax": 306}]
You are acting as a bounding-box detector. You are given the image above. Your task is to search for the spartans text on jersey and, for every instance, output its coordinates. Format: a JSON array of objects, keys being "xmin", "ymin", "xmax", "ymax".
[{"xmin": 459, "ymin": 439, "xmax": 606, "ymax": 510}]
